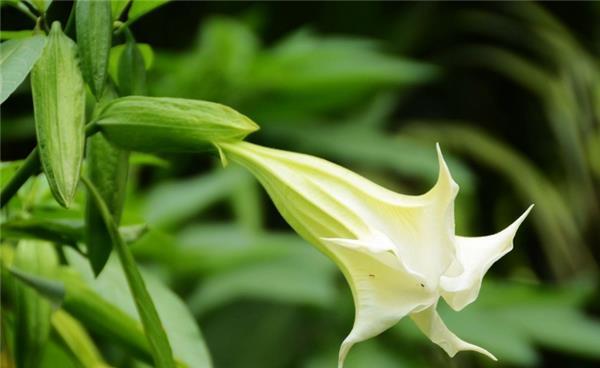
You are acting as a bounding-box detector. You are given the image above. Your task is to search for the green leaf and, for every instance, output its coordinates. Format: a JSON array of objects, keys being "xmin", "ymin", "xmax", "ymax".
[
  {"xmin": 1, "ymin": 218, "xmax": 83, "ymax": 246},
  {"xmin": 1, "ymin": 160, "xmax": 23, "ymax": 188},
  {"xmin": 110, "ymin": 0, "xmax": 129, "ymax": 20},
  {"xmin": 76, "ymin": 0, "xmax": 112, "ymax": 98},
  {"xmin": 151, "ymin": 17, "xmax": 259, "ymax": 102},
  {"xmin": 126, "ymin": 0, "xmax": 169, "ymax": 25},
  {"xmin": 12, "ymin": 250, "xmax": 212, "ymax": 367},
  {"xmin": 142, "ymin": 166, "xmax": 251, "ymax": 228},
  {"xmin": 1, "ymin": 217, "xmax": 147, "ymax": 246},
  {"xmin": 188, "ymin": 246, "xmax": 337, "ymax": 315},
  {"xmin": 133, "ymin": 224, "xmax": 337, "ymax": 308},
  {"xmin": 13, "ymin": 240, "xmax": 59, "ymax": 368},
  {"xmin": 250, "ymin": 30, "xmax": 439, "ymax": 93},
  {"xmin": 81, "ymin": 176, "xmax": 176, "ymax": 368},
  {"xmin": 117, "ymin": 31, "xmax": 146, "ymax": 95},
  {"xmin": 85, "ymin": 88, "xmax": 130, "ymax": 275},
  {"xmin": 0, "ymin": 35, "xmax": 46, "ymax": 104},
  {"xmin": 109, "ymin": 42, "xmax": 154, "ymax": 75},
  {"xmin": 51, "ymin": 310, "xmax": 109, "ymax": 368},
  {"xmin": 11, "ymin": 268, "xmax": 152, "ymax": 364},
  {"xmin": 70, "ymin": 250, "xmax": 213, "ymax": 368},
  {"xmin": 31, "ymin": 22, "xmax": 86, "ymax": 208},
  {"xmin": 85, "ymin": 133, "xmax": 130, "ymax": 275},
  {"xmin": 95, "ymin": 96, "xmax": 259, "ymax": 153}
]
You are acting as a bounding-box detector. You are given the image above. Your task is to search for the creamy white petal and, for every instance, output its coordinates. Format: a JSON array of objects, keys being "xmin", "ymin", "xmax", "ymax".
[
  {"xmin": 322, "ymin": 238, "xmax": 436, "ymax": 368},
  {"xmin": 410, "ymin": 304, "xmax": 496, "ymax": 360},
  {"xmin": 380, "ymin": 143, "xmax": 459, "ymax": 287},
  {"xmin": 220, "ymin": 142, "xmax": 460, "ymax": 286},
  {"xmin": 440, "ymin": 205, "xmax": 533, "ymax": 311},
  {"xmin": 322, "ymin": 227, "xmax": 425, "ymax": 280}
]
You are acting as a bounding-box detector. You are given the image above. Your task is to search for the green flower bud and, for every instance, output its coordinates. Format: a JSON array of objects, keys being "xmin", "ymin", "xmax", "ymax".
[{"xmin": 95, "ymin": 96, "xmax": 259, "ymax": 152}]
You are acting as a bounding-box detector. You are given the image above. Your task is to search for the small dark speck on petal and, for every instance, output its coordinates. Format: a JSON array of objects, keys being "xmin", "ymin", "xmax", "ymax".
[
  {"xmin": 368, "ymin": 274, "xmax": 375, "ymax": 278},
  {"xmin": 420, "ymin": 283, "xmax": 425, "ymax": 288}
]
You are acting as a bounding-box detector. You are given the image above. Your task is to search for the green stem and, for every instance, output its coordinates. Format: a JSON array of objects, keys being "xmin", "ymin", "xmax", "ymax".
[
  {"xmin": 0, "ymin": 123, "xmax": 100, "ymax": 209},
  {"xmin": 80, "ymin": 176, "xmax": 175, "ymax": 368},
  {"xmin": 11, "ymin": 2, "xmax": 38, "ymax": 23},
  {"xmin": 0, "ymin": 148, "xmax": 40, "ymax": 208}
]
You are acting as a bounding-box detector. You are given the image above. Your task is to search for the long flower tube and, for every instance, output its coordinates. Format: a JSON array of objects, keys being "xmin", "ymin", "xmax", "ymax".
[{"xmin": 218, "ymin": 141, "xmax": 532, "ymax": 367}]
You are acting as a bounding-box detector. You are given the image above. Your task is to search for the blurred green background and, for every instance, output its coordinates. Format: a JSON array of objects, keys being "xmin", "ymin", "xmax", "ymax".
[{"xmin": 2, "ymin": 1, "xmax": 600, "ymax": 368}]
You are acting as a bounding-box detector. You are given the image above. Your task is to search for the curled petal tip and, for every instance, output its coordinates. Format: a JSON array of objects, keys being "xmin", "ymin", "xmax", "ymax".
[
  {"xmin": 214, "ymin": 143, "xmax": 229, "ymax": 167},
  {"xmin": 338, "ymin": 338, "xmax": 354, "ymax": 368}
]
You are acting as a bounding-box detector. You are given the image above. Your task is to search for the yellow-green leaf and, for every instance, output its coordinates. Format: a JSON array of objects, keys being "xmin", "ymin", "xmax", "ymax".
[
  {"xmin": 13, "ymin": 240, "xmax": 58, "ymax": 368},
  {"xmin": 127, "ymin": 0, "xmax": 169, "ymax": 25}
]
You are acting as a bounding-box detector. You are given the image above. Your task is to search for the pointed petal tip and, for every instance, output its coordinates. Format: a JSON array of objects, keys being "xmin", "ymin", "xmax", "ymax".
[
  {"xmin": 433, "ymin": 143, "xmax": 458, "ymax": 193},
  {"xmin": 478, "ymin": 347, "xmax": 498, "ymax": 361},
  {"xmin": 435, "ymin": 142, "xmax": 444, "ymax": 163},
  {"xmin": 512, "ymin": 204, "xmax": 534, "ymax": 228}
]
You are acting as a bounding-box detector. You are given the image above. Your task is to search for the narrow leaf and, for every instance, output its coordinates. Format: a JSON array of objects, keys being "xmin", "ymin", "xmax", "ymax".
[
  {"xmin": 0, "ymin": 35, "xmax": 46, "ymax": 104},
  {"xmin": 76, "ymin": 0, "xmax": 112, "ymax": 97},
  {"xmin": 31, "ymin": 22, "xmax": 85, "ymax": 208},
  {"xmin": 11, "ymin": 269, "xmax": 152, "ymax": 363},
  {"xmin": 13, "ymin": 249, "xmax": 214, "ymax": 367},
  {"xmin": 13, "ymin": 240, "xmax": 58, "ymax": 368},
  {"xmin": 85, "ymin": 87, "xmax": 130, "ymax": 275},
  {"xmin": 51, "ymin": 310, "xmax": 110, "ymax": 368},
  {"xmin": 85, "ymin": 134, "xmax": 130, "ymax": 274},
  {"xmin": 81, "ymin": 176, "xmax": 176, "ymax": 368}
]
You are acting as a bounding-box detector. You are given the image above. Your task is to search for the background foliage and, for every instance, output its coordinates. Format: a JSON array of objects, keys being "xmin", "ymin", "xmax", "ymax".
[{"xmin": 1, "ymin": 1, "xmax": 599, "ymax": 368}]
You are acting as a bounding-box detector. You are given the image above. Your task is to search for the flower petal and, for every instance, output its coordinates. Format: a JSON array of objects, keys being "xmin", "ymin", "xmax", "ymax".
[
  {"xmin": 410, "ymin": 304, "xmax": 496, "ymax": 360},
  {"xmin": 219, "ymin": 142, "xmax": 460, "ymax": 284},
  {"xmin": 382, "ymin": 143, "xmax": 459, "ymax": 287},
  {"xmin": 321, "ymin": 237, "xmax": 436, "ymax": 368},
  {"xmin": 440, "ymin": 205, "xmax": 533, "ymax": 311}
]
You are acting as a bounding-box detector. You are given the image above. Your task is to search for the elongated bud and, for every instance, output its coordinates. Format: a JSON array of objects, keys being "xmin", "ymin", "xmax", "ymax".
[
  {"xmin": 31, "ymin": 22, "xmax": 86, "ymax": 208},
  {"xmin": 95, "ymin": 96, "xmax": 260, "ymax": 152}
]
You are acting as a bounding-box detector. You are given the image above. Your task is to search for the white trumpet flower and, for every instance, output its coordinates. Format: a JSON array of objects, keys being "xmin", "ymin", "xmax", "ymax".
[{"xmin": 218, "ymin": 141, "xmax": 532, "ymax": 367}]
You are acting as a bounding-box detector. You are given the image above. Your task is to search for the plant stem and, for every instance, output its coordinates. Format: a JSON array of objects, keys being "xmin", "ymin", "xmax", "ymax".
[
  {"xmin": 12, "ymin": 2, "xmax": 38, "ymax": 23},
  {"xmin": 0, "ymin": 149, "xmax": 40, "ymax": 208},
  {"xmin": 0, "ymin": 123, "xmax": 101, "ymax": 209},
  {"xmin": 80, "ymin": 176, "xmax": 176, "ymax": 368}
]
